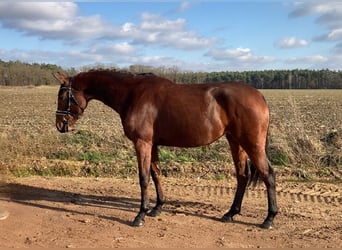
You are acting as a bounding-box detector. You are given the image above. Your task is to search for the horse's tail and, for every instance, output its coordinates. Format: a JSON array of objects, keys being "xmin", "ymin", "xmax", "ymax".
[
  {"xmin": 247, "ymin": 125, "xmax": 271, "ymax": 187},
  {"xmin": 247, "ymin": 159, "xmax": 260, "ymax": 187}
]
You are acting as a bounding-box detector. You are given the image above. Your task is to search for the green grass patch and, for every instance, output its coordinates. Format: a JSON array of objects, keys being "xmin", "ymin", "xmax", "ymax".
[{"xmin": 269, "ymin": 150, "xmax": 290, "ymax": 166}]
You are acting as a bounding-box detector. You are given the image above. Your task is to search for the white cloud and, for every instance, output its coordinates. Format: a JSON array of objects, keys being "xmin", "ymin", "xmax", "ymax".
[
  {"xmin": 289, "ymin": 2, "xmax": 342, "ymax": 43},
  {"xmin": 274, "ymin": 36, "xmax": 309, "ymax": 49},
  {"xmin": 178, "ymin": 2, "xmax": 192, "ymax": 12},
  {"xmin": 140, "ymin": 13, "xmax": 186, "ymax": 31},
  {"xmin": 165, "ymin": 1, "xmax": 195, "ymax": 15},
  {"xmin": 0, "ymin": 2, "xmax": 77, "ymax": 21},
  {"xmin": 0, "ymin": 48, "xmax": 60, "ymax": 64},
  {"xmin": 286, "ymin": 55, "xmax": 328, "ymax": 64},
  {"xmin": 288, "ymin": 1, "xmax": 342, "ymax": 65},
  {"xmin": 0, "ymin": 45, "xmax": 258, "ymax": 72},
  {"xmin": 0, "ymin": 2, "xmax": 218, "ymax": 70},
  {"xmin": 116, "ymin": 13, "xmax": 216, "ymax": 50},
  {"xmin": 314, "ymin": 28, "xmax": 342, "ymax": 42},
  {"xmin": 204, "ymin": 47, "xmax": 276, "ymax": 71},
  {"xmin": 205, "ymin": 47, "xmax": 275, "ymax": 63},
  {"xmin": 0, "ymin": 2, "xmax": 215, "ymax": 51},
  {"xmin": 0, "ymin": 2, "xmax": 112, "ymax": 43},
  {"xmin": 324, "ymin": 54, "xmax": 342, "ymax": 69},
  {"xmin": 285, "ymin": 54, "xmax": 342, "ymax": 70},
  {"xmin": 87, "ymin": 43, "xmax": 136, "ymax": 57},
  {"xmin": 0, "ymin": 41, "xmax": 196, "ymax": 71},
  {"xmin": 0, "ymin": 41, "xmax": 138, "ymax": 67},
  {"xmin": 289, "ymin": 2, "xmax": 342, "ymax": 20}
]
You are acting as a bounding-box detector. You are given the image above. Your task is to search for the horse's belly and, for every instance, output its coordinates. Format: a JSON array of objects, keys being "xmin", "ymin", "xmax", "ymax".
[
  {"xmin": 155, "ymin": 122, "xmax": 225, "ymax": 147},
  {"xmin": 154, "ymin": 97, "xmax": 227, "ymax": 147}
]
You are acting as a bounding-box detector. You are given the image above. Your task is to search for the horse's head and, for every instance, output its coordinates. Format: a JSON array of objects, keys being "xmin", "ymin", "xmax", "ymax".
[{"xmin": 54, "ymin": 72, "xmax": 87, "ymax": 133}]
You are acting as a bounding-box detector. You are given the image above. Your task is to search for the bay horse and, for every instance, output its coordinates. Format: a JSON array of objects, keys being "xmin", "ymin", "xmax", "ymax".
[{"xmin": 54, "ymin": 70, "xmax": 278, "ymax": 229}]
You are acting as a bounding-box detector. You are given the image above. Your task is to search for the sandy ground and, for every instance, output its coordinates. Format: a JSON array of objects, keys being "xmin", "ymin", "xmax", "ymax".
[{"xmin": 0, "ymin": 176, "xmax": 341, "ymax": 248}]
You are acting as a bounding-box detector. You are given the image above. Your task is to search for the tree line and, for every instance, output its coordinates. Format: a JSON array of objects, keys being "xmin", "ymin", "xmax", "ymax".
[
  {"xmin": 0, "ymin": 60, "xmax": 76, "ymax": 86},
  {"xmin": 1, "ymin": 60, "xmax": 342, "ymax": 89},
  {"xmin": 128, "ymin": 65, "xmax": 342, "ymax": 89}
]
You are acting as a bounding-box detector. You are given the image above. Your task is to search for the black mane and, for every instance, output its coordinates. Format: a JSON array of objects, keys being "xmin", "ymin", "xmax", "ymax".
[{"xmin": 85, "ymin": 68, "xmax": 156, "ymax": 79}]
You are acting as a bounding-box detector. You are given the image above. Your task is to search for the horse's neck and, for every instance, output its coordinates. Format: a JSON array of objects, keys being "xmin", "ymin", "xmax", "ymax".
[{"xmin": 83, "ymin": 75, "xmax": 134, "ymax": 115}]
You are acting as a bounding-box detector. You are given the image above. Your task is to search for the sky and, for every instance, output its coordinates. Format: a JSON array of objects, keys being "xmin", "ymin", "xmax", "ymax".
[{"xmin": 0, "ymin": 1, "xmax": 342, "ymax": 72}]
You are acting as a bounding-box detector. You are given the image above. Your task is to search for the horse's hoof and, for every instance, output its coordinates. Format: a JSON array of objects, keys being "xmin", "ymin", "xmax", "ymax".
[
  {"xmin": 147, "ymin": 208, "xmax": 161, "ymax": 217},
  {"xmin": 260, "ymin": 221, "xmax": 273, "ymax": 229},
  {"xmin": 220, "ymin": 215, "xmax": 233, "ymax": 223},
  {"xmin": 132, "ymin": 218, "xmax": 145, "ymax": 227}
]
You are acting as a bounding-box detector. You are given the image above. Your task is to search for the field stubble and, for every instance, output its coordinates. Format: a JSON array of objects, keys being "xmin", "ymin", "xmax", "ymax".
[{"xmin": 0, "ymin": 86, "xmax": 341, "ymax": 181}]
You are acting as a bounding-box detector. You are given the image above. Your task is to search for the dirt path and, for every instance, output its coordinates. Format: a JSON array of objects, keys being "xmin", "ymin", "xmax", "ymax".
[{"xmin": 0, "ymin": 176, "xmax": 341, "ymax": 248}]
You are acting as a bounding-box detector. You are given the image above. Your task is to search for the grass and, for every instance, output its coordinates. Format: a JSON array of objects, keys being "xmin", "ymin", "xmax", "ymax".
[{"xmin": 0, "ymin": 86, "xmax": 341, "ymax": 181}]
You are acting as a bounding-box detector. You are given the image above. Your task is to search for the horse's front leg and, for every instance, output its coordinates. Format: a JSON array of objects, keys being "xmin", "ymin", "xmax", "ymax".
[
  {"xmin": 132, "ymin": 139, "xmax": 152, "ymax": 227},
  {"xmin": 148, "ymin": 145, "xmax": 165, "ymax": 217}
]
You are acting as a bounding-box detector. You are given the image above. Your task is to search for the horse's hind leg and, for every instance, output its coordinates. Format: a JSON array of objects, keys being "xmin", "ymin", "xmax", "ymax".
[
  {"xmin": 148, "ymin": 145, "xmax": 165, "ymax": 217},
  {"xmin": 249, "ymin": 151, "xmax": 278, "ymax": 229},
  {"xmin": 221, "ymin": 137, "xmax": 249, "ymax": 222},
  {"xmin": 263, "ymin": 161, "xmax": 277, "ymax": 229}
]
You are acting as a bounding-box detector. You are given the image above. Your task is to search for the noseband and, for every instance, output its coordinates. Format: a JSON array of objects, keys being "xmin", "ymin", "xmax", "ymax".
[{"xmin": 56, "ymin": 79, "xmax": 84, "ymax": 119}]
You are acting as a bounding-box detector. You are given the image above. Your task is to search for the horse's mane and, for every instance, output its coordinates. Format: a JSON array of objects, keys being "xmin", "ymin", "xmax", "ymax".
[{"xmin": 83, "ymin": 68, "xmax": 156, "ymax": 80}]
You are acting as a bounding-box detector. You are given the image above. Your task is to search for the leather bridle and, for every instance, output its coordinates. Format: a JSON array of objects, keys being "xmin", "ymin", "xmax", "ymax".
[{"xmin": 56, "ymin": 79, "xmax": 84, "ymax": 129}]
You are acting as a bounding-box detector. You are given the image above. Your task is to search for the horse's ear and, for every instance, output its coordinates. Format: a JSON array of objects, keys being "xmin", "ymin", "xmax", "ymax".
[{"xmin": 53, "ymin": 72, "xmax": 69, "ymax": 85}]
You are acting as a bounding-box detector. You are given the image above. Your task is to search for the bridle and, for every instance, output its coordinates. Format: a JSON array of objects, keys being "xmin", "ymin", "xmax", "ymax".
[{"xmin": 56, "ymin": 78, "xmax": 85, "ymax": 129}]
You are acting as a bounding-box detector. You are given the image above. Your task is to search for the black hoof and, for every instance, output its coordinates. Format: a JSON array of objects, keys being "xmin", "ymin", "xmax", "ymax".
[
  {"xmin": 220, "ymin": 215, "xmax": 234, "ymax": 223},
  {"xmin": 260, "ymin": 220, "xmax": 273, "ymax": 229},
  {"xmin": 132, "ymin": 214, "xmax": 145, "ymax": 227},
  {"xmin": 147, "ymin": 208, "xmax": 162, "ymax": 217},
  {"xmin": 132, "ymin": 218, "xmax": 144, "ymax": 227}
]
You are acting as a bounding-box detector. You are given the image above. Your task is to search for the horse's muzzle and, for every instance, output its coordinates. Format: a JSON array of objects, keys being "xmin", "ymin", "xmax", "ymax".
[{"xmin": 56, "ymin": 120, "xmax": 69, "ymax": 133}]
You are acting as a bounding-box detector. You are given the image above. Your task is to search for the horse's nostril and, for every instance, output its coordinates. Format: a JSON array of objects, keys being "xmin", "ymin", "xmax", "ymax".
[
  {"xmin": 56, "ymin": 122, "xmax": 62, "ymax": 132},
  {"xmin": 56, "ymin": 121, "xmax": 68, "ymax": 133}
]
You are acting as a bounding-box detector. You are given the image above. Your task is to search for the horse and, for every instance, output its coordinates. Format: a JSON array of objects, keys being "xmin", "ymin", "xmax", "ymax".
[{"xmin": 54, "ymin": 69, "xmax": 278, "ymax": 229}]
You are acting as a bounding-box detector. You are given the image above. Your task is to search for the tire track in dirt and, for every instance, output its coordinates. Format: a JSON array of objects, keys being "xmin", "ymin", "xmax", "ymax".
[
  {"xmin": 161, "ymin": 181, "xmax": 342, "ymax": 229},
  {"xmin": 163, "ymin": 182, "xmax": 342, "ymax": 206}
]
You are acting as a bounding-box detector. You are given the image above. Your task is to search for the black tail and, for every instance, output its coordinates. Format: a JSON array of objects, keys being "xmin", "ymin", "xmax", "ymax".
[{"xmin": 247, "ymin": 159, "xmax": 260, "ymax": 187}]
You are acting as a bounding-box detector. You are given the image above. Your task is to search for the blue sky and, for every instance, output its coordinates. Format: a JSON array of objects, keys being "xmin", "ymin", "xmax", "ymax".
[{"xmin": 0, "ymin": 1, "xmax": 341, "ymax": 71}]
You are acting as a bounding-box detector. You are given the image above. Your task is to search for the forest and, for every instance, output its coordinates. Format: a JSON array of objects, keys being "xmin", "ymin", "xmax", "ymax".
[{"xmin": 1, "ymin": 59, "xmax": 342, "ymax": 89}]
